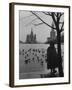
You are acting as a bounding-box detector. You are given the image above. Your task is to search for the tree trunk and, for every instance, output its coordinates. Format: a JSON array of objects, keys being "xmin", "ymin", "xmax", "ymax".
[{"xmin": 57, "ymin": 31, "xmax": 64, "ymax": 77}]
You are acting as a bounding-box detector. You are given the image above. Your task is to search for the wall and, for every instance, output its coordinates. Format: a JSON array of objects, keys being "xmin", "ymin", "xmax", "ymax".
[{"xmin": 0, "ymin": 0, "xmax": 72, "ymax": 90}]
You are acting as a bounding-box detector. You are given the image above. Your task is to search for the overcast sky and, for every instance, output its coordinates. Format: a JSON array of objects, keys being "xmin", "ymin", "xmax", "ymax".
[{"xmin": 19, "ymin": 10, "xmax": 63, "ymax": 43}]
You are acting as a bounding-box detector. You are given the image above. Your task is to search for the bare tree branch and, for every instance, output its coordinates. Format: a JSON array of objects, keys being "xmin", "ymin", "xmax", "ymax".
[
  {"xmin": 57, "ymin": 13, "xmax": 61, "ymax": 24},
  {"xmin": 42, "ymin": 12, "xmax": 52, "ymax": 16},
  {"xmin": 31, "ymin": 11, "xmax": 56, "ymax": 30},
  {"xmin": 51, "ymin": 12, "xmax": 57, "ymax": 26},
  {"xmin": 30, "ymin": 11, "xmax": 64, "ymax": 33},
  {"xmin": 58, "ymin": 13, "xmax": 64, "ymax": 21},
  {"xmin": 61, "ymin": 22, "xmax": 64, "ymax": 30},
  {"xmin": 59, "ymin": 22, "xmax": 64, "ymax": 33},
  {"xmin": 24, "ymin": 18, "xmax": 38, "ymax": 26},
  {"xmin": 54, "ymin": 13, "xmax": 57, "ymax": 17},
  {"xmin": 34, "ymin": 22, "xmax": 44, "ymax": 26},
  {"xmin": 59, "ymin": 13, "xmax": 64, "ymax": 17}
]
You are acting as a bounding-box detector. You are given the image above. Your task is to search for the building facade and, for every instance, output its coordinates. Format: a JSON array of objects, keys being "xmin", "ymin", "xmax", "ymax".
[
  {"xmin": 26, "ymin": 28, "xmax": 37, "ymax": 44},
  {"xmin": 47, "ymin": 22, "xmax": 56, "ymax": 42}
]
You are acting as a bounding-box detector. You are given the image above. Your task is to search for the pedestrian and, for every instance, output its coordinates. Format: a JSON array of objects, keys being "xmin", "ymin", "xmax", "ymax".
[{"xmin": 47, "ymin": 42, "xmax": 59, "ymax": 74}]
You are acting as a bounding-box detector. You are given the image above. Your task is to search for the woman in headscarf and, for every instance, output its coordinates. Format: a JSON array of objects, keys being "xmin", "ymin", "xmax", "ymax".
[{"xmin": 47, "ymin": 42, "xmax": 59, "ymax": 74}]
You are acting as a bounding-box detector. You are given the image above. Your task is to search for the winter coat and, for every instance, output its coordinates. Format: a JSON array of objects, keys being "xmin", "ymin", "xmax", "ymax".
[{"xmin": 47, "ymin": 46, "xmax": 59, "ymax": 69}]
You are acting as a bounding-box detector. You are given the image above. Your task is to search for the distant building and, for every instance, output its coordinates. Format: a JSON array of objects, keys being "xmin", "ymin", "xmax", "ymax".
[
  {"xmin": 47, "ymin": 22, "xmax": 56, "ymax": 42},
  {"xmin": 25, "ymin": 28, "xmax": 37, "ymax": 44}
]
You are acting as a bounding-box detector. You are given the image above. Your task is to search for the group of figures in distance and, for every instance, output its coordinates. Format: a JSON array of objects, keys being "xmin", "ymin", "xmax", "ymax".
[{"xmin": 19, "ymin": 10, "xmax": 64, "ymax": 79}]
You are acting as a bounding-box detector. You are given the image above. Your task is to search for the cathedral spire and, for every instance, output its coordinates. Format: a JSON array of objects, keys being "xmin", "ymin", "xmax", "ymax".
[
  {"xmin": 25, "ymin": 28, "xmax": 37, "ymax": 43},
  {"xmin": 31, "ymin": 28, "xmax": 33, "ymax": 35}
]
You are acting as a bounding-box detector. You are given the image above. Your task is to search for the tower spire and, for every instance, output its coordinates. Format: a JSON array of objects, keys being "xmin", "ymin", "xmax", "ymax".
[
  {"xmin": 31, "ymin": 27, "xmax": 33, "ymax": 36},
  {"xmin": 52, "ymin": 21, "xmax": 54, "ymax": 31}
]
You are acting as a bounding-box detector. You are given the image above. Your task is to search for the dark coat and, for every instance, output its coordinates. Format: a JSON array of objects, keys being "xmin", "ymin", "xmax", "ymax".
[{"xmin": 47, "ymin": 46, "xmax": 59, "ymax": 69}]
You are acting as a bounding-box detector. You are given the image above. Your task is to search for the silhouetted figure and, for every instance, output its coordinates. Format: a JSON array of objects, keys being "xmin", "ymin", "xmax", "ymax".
[
  {"xmin": 42, "ymin": 54, "xmax": 44, "ymax": 57},
  {"xmin": 32, "ymin": 57, "xmax": 34, "ymax": 62},
  {"xmin": 25, "ymin": 60, "xmax": 28, "ymax": 64},
  {"xmin": 26, "ymin": 54, "xmax": 28, "ymax": 57},
  {"xmin": 37, "ymin": 56, "xmax": 39, "ymax": 62},
  {"xmin": 41, "ymin": 61, "xmax": 43, "ymax": 67},
  {"xmin": 47, "ymin": 42, "xmax": 59, "ymax": 75}
]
